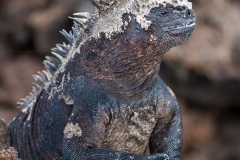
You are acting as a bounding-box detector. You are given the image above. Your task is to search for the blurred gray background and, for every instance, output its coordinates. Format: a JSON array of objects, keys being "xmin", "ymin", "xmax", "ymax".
[{"xmin": 0, "ymin": 0, "xmax": 239, "ymax": 159}]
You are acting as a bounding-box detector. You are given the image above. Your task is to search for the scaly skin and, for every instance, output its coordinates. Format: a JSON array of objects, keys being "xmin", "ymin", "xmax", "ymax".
[{"xmin": 8, "ymin": 0, "xmax": 195, "ymax": 159}]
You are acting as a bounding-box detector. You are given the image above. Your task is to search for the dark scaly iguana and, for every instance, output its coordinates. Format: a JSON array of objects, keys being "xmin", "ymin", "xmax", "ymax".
[{"xmin": 6, "ymin": 0, "xmax": 195, "ymax": 159}]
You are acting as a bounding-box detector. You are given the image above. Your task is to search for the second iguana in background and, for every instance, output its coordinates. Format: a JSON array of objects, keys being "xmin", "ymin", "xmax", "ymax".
[{"xmin": 8, "ymin": 0, "xmax": 195, "ymax": 159}]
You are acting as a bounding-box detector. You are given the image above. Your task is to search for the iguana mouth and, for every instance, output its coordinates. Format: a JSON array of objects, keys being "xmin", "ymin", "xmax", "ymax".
[{"xmin": 166, "ymin": 20, "xmax": 195, "ymax": 35}]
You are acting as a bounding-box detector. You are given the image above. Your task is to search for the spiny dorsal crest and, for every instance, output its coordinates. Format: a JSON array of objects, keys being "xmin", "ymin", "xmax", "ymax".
[{"xmin": 18, "ymin": 11, "xmax": 92, "ymax": 111}]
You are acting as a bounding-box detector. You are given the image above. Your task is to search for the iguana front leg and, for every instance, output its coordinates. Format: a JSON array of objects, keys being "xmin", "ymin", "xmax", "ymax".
[
  {"xmin": 149, "ymin": 93, "xmax": 183, "ymax": 160},
  {"xmin": 62, "ymin": 104, "xmax": 168, "ymax": 160},
  {"xmin": 63, "ymin": 140, "xmax": 169, "ymax": 160}
]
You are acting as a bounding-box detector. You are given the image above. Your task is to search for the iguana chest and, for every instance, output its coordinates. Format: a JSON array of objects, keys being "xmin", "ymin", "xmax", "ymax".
[{"xmin": 101, "ymin": 103, "xmax": 157, "ymax": 154}]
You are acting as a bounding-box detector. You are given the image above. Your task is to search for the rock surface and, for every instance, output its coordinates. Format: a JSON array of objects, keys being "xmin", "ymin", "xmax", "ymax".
[
  {"xmin": 0, "ymin": 119, "xmax": 9, "ymax": 151},
  {"xmin": 0, "ymin": 119, "xmax": 18, "ymax": 160},
  {"xmin": 0, "ymin": 148, "xmax": 18, "ymax": 160}
]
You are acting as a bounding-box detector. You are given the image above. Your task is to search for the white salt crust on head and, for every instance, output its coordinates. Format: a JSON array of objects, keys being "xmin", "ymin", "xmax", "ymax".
[{"xmin": 90, "ymin": 0, "xmax": 192, "ymax": 39}]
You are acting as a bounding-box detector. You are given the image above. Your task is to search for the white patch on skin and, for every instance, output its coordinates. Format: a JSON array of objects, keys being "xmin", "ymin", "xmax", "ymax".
[
  {"xmin": 21, "ymin": 98, "xmax": 36, "ymax": 121},
  {"xmin": 64, "ymin": 123, "xmax": 82, "ymax": 139},
  {"xmin": 26, "ymin": 106, "xmax": 33, "ymax": 121},
  {"xmin": 47, "ymin": 73, "xmax": 66, "ymax": 100},
  {"xmin": 12, "ymin": 117, "xmax": 16, "ymax": 122},
  {"xmin": 163, "ymin": 154, "xmax": 169, "ymax": 160},
  {"xmin": 21, "ymin": 107, "xmax": 29, "ymax": 114},
  {"xmin": 131, "ymin": 112, "xmax": 139, "ymax": 122},
  {"xmin": 59, "ymin": 95, "xmax": 74, "ymax": 105},
  {"xmin": 48, "ymin": 72, "xmax": 70, "ymax": 100},
  {"xmin": 166, "ymin": 86, "xmax": 175, "ymax": 97},
  {"xmin": 91, "ymin": 0, "xmax": 192, "ymax": 38}
]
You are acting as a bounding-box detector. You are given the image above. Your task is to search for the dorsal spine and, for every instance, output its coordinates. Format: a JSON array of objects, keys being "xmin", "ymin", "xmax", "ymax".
[{"xmin": 18, "ymin": 12, "xmax": 92, "ymax": 110}]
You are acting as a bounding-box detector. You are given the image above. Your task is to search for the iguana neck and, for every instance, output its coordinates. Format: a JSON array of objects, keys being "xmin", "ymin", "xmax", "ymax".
[
  {"xmin": 88, "ymin": 50, "xmax": 163, "ymax": 97},
  {"xmin": 78, "ymin": 32, "xmax": 170, "ymax": 97}
]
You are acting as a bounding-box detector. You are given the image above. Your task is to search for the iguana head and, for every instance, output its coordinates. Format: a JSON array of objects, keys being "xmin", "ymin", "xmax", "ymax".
[
  {"xmin": 90, "ymin": 0, "xmax": 195, "ymax": 41},
  {"xmin": 75, "ymin": 0, "xmax": 195, "ymax": 95}
]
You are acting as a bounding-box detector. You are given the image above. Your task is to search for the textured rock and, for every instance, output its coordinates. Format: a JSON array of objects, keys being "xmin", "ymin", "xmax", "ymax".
[
  {"xmin": 0, "ymin": 119, "xmax": 17, "ymax": 160},
  {"xmin": 0, "ymin": 148, "xmax": 18, "ymax": 160},
  {"xmin": 0, "ymin": 119, "xmax": 9, "ymax": 151}
]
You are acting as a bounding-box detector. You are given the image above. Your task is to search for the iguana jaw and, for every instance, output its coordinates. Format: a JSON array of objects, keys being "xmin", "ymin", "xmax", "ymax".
[{"xmin": 166, "ymin": 21, "xmax": 195, "ymax": 35}]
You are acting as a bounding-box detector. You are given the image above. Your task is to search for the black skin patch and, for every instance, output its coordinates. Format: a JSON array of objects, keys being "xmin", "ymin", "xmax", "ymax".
[{"xmin": 86, "ymin": 51, "xmax": 98, "ymax": 61}]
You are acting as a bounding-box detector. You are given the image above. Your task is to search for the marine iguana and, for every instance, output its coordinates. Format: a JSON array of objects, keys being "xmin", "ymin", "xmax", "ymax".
[{"xmin": 7, "ymin": 0, "xmax": 195, "ymax": 159}]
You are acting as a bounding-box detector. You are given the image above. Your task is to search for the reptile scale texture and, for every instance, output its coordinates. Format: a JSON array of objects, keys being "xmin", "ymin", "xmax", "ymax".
[{"xmin": 7, "ymin": 0, "xmax": 195, "ymax": 159}]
